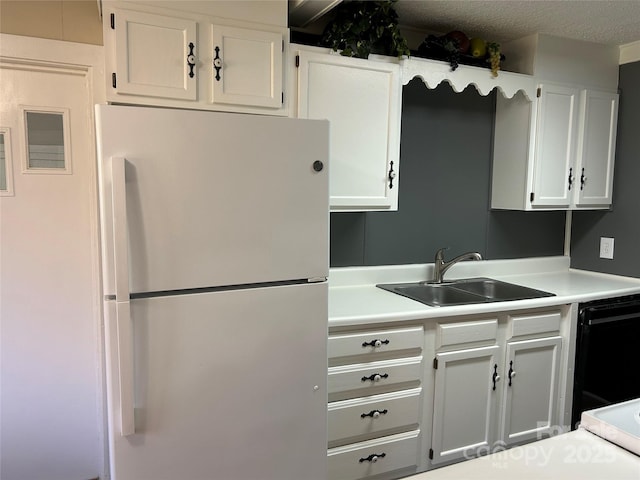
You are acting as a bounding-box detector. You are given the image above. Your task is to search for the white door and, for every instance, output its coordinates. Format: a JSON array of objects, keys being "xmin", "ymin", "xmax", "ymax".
[
  {"xmin": 211, "ymin": 24, "xmax": 284, "ymax": 109},
  {"xmin": 296, "ymin": 50, "xmax": 401, "ymax": 211},
  {"xmin": 500, "ymin": 336, "xmax": 562, "ymax": 445},
  {"xmin": 105, "ymin": 282, "xmax": 327, "ymax": 480},
  {"xmin": 112, "ymin": 8, "xmax": 198, "ymax": 100},
  {"xmin": 531, "ymin": 84, "xmax": 580, "ymax": 207},
  {"xmin": 96, "ymin": 105, "xmax": 329, "ymax": 295},
  {"xmin": 431, "ymin": 345, "xmax": 501, "ymax": 465},
  {"xmin": 0, "ymin": 42, "xmax": 102, "ymax": 478},
  {"xmin": 575, "ymin": 90, "xmax": 618, "ymax": 207}
]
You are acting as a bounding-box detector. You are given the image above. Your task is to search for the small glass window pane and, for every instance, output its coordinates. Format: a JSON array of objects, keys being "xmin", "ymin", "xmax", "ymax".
[
  {"xmin": 0, "ymin": 133, "xmax": 6, "ymax": 191},
  {"xmin": 25, "ymin": 111, "xmax": 66, "ymax": 169}
]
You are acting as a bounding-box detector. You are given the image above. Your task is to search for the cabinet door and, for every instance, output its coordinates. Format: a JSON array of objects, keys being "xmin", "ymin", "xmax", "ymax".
[
  {"xmin": 297, "ymin": 50, "xmax": 401, "ymax": 211},
  {"xmin": 211, "ymin": 25, "xmax": 283, "ymax": 109},
  {"xmin": 575, "ymin": 90, "xmax": 618, "ymax": 206},
  {"xmin": 431, "ymin": 345, "xmax": 501, "ymax": 465},
  {"xmin": 500, "ymin": 336, "xmax": 562, "ymax": 446},
  {"xmin": 113, "ymin": 9, "xmax": 198, "ymax": 100},
  {"xmin": 531, "ymin": 84, "xmax": 580, "ymax": 207}
]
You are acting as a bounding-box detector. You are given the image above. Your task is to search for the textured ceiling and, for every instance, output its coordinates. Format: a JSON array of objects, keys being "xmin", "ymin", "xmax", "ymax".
[{"xmin": 393, "ymin": 0, "xmax": 640, "ymax": 46}]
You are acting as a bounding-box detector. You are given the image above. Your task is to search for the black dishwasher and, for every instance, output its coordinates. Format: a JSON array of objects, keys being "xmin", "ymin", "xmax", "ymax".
[{"xmin": 571, "ymin": 294, "xmax": 640, "ymax": 429}]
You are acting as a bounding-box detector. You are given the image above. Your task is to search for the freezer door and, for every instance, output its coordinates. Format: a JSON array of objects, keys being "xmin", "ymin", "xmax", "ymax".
[
  {"xmin": 103, "ymin": 282, "xmax": 328, "ymax": 480},
  {"xmin": 96, "ymin": 105, "xmax": 329, "ymax": 294}
]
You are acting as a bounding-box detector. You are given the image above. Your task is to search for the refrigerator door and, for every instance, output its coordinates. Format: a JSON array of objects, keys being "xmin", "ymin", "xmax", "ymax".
[
  {"xmin": 96, "ymin": 105, "xmax": 329, "ymax": 295},
  {"xmin": 104, "ymin": 282, "xmax": 328, "ymax": 480}
]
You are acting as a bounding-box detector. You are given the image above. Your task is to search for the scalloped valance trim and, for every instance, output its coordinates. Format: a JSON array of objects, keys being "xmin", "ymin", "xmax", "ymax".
[{"xmin": 401, "ymin": 57, "xmax": 536, "ymax": 101}]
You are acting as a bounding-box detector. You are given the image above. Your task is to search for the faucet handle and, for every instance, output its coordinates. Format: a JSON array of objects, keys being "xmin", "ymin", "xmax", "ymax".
[{"xmin": 435, "ymin": 247, "xmax": 449, "ymax": 261}]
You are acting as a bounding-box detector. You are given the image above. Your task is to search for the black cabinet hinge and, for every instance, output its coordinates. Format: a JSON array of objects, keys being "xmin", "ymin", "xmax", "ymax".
[
  {"xmin": 537, "ymin": 87, "xmax": 541, "ymax": 98},
  {"xmin": 112, "ymin": 73, "xmax": 117, "ymax": 88},
  {"xmin": 110, "ymin": 13, "xmax": 115, "ymax": 29},
  {"xmin": 433, "ymin": 357, "xmax": 438, "ymax": 369},
  {"xmin": 429, "ymin": 448, "xmax": 434, "ymax": 460},
  {"xmin": 282, "ymin": 92, "xmax": 284, "ymax": 104},
  {"xmin": 295, "ymin": 54, "xmax": 300, "ymax": 68},
  {"xmin": 530, "ymin": 192, "xmax": 535, "ymax": 202}
]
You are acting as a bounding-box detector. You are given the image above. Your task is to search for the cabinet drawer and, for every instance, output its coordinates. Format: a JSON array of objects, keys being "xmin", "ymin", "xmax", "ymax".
[
  {"xmin": 328, "ymin": 326, "xmax": 423, "ymax": 360},
  {"xmin": 328, "ymin": 430, "xmax": 419, "ymax": 480},
  {"xmin": 328, "ymin": 388, "xmax": 422, "ymax": 445},
  {"xmin": 328, "ymin": 357, "xmax": 422, "ymax": 398},
  {"xmin": 436, "ymin": 318, "xmax": 498, "ymax": 349},
  {"xmin": 508, "ymin": 310, "xmax": 561, "ymax": 338}
]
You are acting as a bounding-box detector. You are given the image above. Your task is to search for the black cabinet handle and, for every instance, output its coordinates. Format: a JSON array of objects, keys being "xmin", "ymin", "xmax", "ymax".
[
  {"xmin": 361, "ymin": 409, "xmax": 388, "ymax": 418},
  {"xmin": 362, "ymin": 339, "xmax": 390, "ymax": 348},
  {"xmin": 359, "ymin": 453, "xmax": 386, "ymax": 463},
  {"xmin": 492, "ymin": 364, "xmax": 500, "ymax": 391},
  {"xmin": 388, "ymin": 161, "xmax": 396, "ymax": 189},
  {"xmin": 508, "ymin": 360, "xmax": 516, "ymax": 387},
  {"xmin": 568, "ymin": 167, "xmax": 574, "ymax": 190},
  {"xmin": 361, "ymin": 373, "xmax": 389, "ymax": 383},
  {"xmin": 187, "ymin": 42, "xmax": 196, "ymax": 78},
  {"xmin": 580, "ymin": 168, "xmax": 586, "ymax": 190},
  {"xmin": 213, "ymin": 46, "xmax": 222, "ymax": 81}
]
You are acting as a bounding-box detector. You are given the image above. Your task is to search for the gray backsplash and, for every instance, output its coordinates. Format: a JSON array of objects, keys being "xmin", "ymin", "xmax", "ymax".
[{"xmin": 331, "ymin": 78, "xmax": 565, "ymax": 267}]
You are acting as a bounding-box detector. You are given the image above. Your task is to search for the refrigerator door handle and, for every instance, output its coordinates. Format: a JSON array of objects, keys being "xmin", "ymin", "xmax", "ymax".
[{"xmin": 111, "ymin": 157, "xmax": 135, "ymax": 436}]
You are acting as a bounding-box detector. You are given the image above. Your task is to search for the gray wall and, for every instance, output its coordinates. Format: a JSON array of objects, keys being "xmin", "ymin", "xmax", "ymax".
[
  {"xmin": 331, "ymin": 79, "xmax": 566, "ymax": 267},
  {"xmin": 571, "ymin": 61, "xmax": 640, "ymax": 278}
]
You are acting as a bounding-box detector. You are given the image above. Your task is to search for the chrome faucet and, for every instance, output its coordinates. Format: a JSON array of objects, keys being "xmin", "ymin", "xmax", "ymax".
[{"xmin": 432, "ymin": 247, "xmax": 483, "ymax": 283}]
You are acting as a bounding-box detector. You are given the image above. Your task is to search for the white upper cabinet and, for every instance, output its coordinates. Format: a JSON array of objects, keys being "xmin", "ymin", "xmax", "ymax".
[
  {"xmin": 112, "ymin": 9, "xmax": 198, "ymax": 101},
  {"xmin": 491, "ymin": 35, "xmax": 620, "ymax": 211},
  {"xmin": 531, "ymin": 84, "xmax": 580, "ymax": 208},
  {"xmin": 104, "ymin": 5, "xmax": 287, "ymax": 115},
  {"xmin": 295, "ymin": 47, "xmax": 402, "ymax": 212},
  {"xmin": 575, "ymin": 90, "xmax": 618, "ymax": 207},
  {"xmin": 210, "ymin": 25, "xmax": 283, "ymax": 109},
  {"xmin": 492, "ymin": 84, "xmax": 619, "ymax": 210}
]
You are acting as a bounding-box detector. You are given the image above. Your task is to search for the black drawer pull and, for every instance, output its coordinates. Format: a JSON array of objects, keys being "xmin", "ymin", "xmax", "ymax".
[
  {"xmin": 361, "ymin": 373, "xmax": 389, "ymax": 382},
  {"xmin": 362, "ymin": 339, "xmax": 390, "ymax": 348},
  {"xmin": 359, "ymin": 453, "xmax": 386, "ymax": 463},
  {"xmin": 361, "ymin": 409, "xmax": 388, "ymax": 418}
]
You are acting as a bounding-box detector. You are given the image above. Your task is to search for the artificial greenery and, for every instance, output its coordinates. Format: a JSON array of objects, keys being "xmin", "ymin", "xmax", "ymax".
[{"xmin": 321, "ymin": 0, "xmax": 410, "ymax": 59}]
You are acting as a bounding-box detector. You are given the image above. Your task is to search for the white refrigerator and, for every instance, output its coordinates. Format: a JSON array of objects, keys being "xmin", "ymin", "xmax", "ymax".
[{"xmin": 95, "ymin": 104, "xmax": 329, "ymax": 480}]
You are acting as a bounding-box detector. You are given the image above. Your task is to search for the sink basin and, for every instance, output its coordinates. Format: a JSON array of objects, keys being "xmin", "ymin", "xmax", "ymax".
[
  {"xmin": 451, "ymin": 278, "xmax": 555, "ymax": 302},
  {"xmin": 376, "ymin": 277, "xmax": 555, "ymax": 307},
  {"xmin": 385, "ymin": 283, "xmax": 488, "ymax": 307}
]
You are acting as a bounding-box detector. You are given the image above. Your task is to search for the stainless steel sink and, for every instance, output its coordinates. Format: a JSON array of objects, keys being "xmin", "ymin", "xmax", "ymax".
[{"xmin": 376, "ymin": 277, "xmax": 555, "ymax": 307}]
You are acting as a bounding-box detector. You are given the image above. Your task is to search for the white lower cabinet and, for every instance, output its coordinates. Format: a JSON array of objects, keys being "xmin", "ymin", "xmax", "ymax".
[
  {"xmin": 429, "ymin": 309, "xmax": 563, "ymax": 468},
  {"xmin": 328, "ymin": 431, "xmax": 420, "ymax": 480},
  {"xmin": 500, "ymin": 336, "xmax": 562, "ymax": 445},
  {"xmin": 328, "ymin": 308, "xmax": 567, "ymax": 480},
  {"xmin": 328, "ymin": 389, "xmax": 422, "ymax": 446},
  {"xmin": 328, "ymin": 357, "xmax": 423, "ymax": 401},
  {"xmin": 327, "ymin": 325, "xmax": 424, "ymax": 480},
  {"xmin": 430, "ymin": 345, "xmax": 502, "ymax": 465}
]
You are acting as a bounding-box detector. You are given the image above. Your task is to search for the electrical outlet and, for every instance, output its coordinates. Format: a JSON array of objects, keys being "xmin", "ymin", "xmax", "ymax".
[{"xmin": 600, "ymin": 237, "xmax": 614, "ymax": 259}]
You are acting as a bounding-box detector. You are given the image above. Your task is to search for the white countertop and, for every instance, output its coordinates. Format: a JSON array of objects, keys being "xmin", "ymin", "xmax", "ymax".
[
  {"xmin": 405, "ymin": 428, "xmax": 640, "ymax": 480},
  {"xmin": 329, "ymin": 256, "xmax": 640, "ymax": 326}
]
